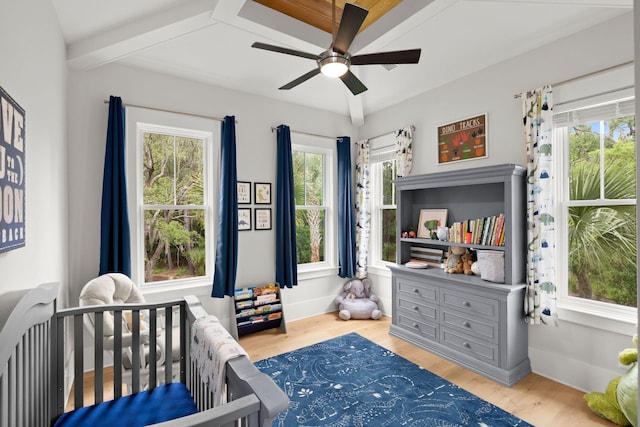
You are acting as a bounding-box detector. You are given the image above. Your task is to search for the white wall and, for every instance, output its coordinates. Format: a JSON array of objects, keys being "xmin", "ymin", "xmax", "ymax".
[
  {"xmin": 66, "ymin": 63, "xmax": 354, "ymax": 327},
  {"xmin": 361, "ymin": 12, "xmax": 635, "ymax": 393},
  {"xmin": 0, "ymin": 1, "xmax": 68, "ymax": 303}
]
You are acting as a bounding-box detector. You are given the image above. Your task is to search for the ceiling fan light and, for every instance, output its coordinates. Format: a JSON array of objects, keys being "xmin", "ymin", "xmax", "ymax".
[{"xmin": 319, "ymin": 54, "xmax": 349, "ymax": 78}]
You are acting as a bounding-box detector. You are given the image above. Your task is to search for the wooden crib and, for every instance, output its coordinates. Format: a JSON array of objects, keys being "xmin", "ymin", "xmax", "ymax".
[{"xmin": 0, "ymin": 282, "xmax": 289, "ymax": 427}]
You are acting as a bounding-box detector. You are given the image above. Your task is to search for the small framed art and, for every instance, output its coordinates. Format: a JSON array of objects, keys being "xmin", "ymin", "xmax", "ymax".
[
  {"xmin": 417, "ymin": 209, "xmax": 448, "ymax": 239},
  {"xmin": 254, "ymin": 182, "xmax": 271, "ymax": 204},
  {"xmin": 238, "ymin": 208, "xmax": 251, "ymax": 231},
  {"xmin": 255, "ymin": 208, "xmax": 272, "ymax": 230},
  {"xmin": 238, "ymin": 181, "xmax": 251, "ymax": 204}
]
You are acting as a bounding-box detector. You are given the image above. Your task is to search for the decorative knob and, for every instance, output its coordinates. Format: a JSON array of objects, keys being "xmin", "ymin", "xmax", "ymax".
[
  {"xmin": 413, "ymin": 306, "xmax": 419, "ymax": 311},
  {"xmin": 462, "ymin": 301, "xmax": 470, "ymax": 307},
  {"xmin": 462, "ymin": 321, "xmax": 470, "ymax": 328},
  {"xmin": 413, "ymin": 288, "xmax": 420, "ymax": 294},
  {"xmin": 413, "ymin": 323, "xmax": 419, "ymax": 329},
  {"xmin": 463, "ymin": 342, "xmax": 471, "ymax": 349}
]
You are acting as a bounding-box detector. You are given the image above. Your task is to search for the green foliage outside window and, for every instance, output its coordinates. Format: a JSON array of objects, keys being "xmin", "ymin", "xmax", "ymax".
[
  {"xmin": 143, "ymin": 133, "xmax": 206, "ymax": 282},
  {"xmin": 567, "ymin": 116, "xmax": 636, "ymax": 307},
  {"xmin": 293, "ymin": 151, "xmax": 325, "ymax": 264}
]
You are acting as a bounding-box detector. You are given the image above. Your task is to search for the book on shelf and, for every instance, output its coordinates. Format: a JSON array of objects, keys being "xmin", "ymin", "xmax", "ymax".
[{"xmin": 443, "ymin": 214, "xmax": 505, "ymax": 247}]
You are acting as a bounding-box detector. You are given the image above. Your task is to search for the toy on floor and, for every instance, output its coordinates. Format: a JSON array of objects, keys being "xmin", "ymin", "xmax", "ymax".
[
  {"xmin": 584, "ymin": 334, "xmax": 638, "ymax": 426},
  {"xmin": 335, "ymin": 278, "xmax": 382, "ymax": 321}
]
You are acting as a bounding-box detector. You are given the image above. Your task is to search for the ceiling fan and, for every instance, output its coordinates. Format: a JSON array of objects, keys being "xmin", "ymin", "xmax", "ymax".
[{"xmin": 251, "ymin": 1, "xmax": 421, "ymax": 95}]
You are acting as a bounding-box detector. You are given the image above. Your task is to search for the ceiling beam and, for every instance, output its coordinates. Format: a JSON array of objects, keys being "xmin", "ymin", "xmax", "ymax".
[{"xmin": 67, "ymin": 0, "xmax": 216, "ymax": 70}]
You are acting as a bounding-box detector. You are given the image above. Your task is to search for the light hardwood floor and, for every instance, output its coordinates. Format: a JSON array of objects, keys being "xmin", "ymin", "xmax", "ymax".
[
  {"xmin": 238, "ymin": 313, "xmax": 612, "ymax": 427},
  {"xmin": 72, "ymin": 313, "xmax": 612, "ymax": 426}
]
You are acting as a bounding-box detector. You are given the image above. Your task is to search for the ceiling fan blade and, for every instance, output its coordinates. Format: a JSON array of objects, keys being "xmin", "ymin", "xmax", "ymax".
[
  {"xmin": 351, "ymin": 49, "xmax": 422, "ymax": 65},
  {"xmin": 332, "ymin": 3, "xmax": 368, "ymax": 55},
  {"xmin": 252, "ymin": 42, "xmax": 319, "ymax": 61},
  {"xmin": 340, "ymin": 70, "xmax": 367, "ymax": 95},
  {"xmin": 279, "ymin": 68, "xmax": 321, "ymax": 90}
]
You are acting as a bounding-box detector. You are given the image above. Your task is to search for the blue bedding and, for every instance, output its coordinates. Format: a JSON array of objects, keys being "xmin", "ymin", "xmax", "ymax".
[{"xmin": 54, "ymin": 383, "xmax": 198, "ymax": 427}]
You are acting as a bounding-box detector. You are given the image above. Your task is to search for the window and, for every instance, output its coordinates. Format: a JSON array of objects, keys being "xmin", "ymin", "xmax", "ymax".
[
  {"xmin": 133, "ymin": 122, "xmax": 215, "ymax": 286},
  {"xmin": 369, "ymin": 135, "xmax": 398, "ymax": 266},
  {"xmin": 293, "ymin": 148, "xmax": 327, "ymax": 265},
  {"xmin": 556, "ymin": 97, "xmax": 637, "ymax": 309}
]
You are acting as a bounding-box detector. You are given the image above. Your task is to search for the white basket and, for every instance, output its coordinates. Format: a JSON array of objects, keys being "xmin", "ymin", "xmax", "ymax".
[{"xmin": 477, "ymin": 250, "xmax": 505, "ymax": 283}]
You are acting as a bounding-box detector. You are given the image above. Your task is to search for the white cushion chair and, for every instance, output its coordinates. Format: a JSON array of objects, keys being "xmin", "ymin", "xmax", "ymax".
[{"xmin": 79, "ymin": 273, "xmax": 179, "ymax": 391}]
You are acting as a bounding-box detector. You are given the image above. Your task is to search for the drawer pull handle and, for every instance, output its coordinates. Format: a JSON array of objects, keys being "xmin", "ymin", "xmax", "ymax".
[
  {"xmin": 413, "ymin": 306, "xmax": 420, "ymax": 311},
  {"xmin": 463, "ymin": 342, "xmax": 471, "ymax": 349},
  {"xmin": 462, "ymin": 301, "xmax": 471, "ymax": 307},
  {"xmin": 413, "ymin": 288, "xmax": 420, "ymax": 294},
  {"xmin": 462, "ymin": 321, "xmax": 470, "ymax": 328},
  {"xmin": 413, "ymin": 323, "xmax": 419, "ymax": 329}
]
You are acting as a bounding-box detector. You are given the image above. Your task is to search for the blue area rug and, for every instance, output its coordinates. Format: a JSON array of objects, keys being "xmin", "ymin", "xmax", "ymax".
[{"xmin": 254, "ymin": 332, "xmax": 533, "ymax": 427}]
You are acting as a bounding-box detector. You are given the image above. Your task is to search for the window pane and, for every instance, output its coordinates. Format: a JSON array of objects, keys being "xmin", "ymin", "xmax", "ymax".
[
  {"xmin": 293, "ymin": 152, "xmax": 305, "ymax": 205},
  {"xmin": 143, "ymin": 133, "xmax": 204, "ymax": 205},
  {"xmin": 295, "ymin": 209, "xmax": 325, "ymax": 264},
  {"xmin": 305, "ymin": 153, "xmax": 323, "ymax": 206},
  {"xmin": 175, "ymin": 137, "xmax": 204, "ymax": 205},
  {"xmin": 382, "ymin": 160, "xmax": 395, "ymax": 205},
  {"xmin": 568, "ymin": 203, "xmax": 637, "ymax": 307},
  {"xmin": 143, "ymin": 133, "xmax": 174, "ymax": 205},
  {"xmin": 381, "ymin": 208, "xmax": 396, "ymax": 262},
  {"xmin": 144, "ymin": 208, "xmax": 206, "ymax": 282},
  {"xmin": 603, "ymin": 116, "xmax": 636, "ymax": 199},
  {"xmin": 568, "ymin": 122, "xmax": 601, "ymax": 200}
]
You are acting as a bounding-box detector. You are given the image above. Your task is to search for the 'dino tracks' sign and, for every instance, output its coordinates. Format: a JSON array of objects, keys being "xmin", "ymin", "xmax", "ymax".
[{"xmin": 0, "ymin": 85, "xmax": 25, "ymax": 252}]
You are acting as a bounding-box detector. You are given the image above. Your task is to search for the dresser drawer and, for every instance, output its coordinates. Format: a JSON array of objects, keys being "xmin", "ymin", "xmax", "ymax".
[
  {"xmin": 397, "ymin": 312, "xmax": 438, "ymax": 340},
  {"xmin": 441, "ymin": 308, "xmax": 498, "ymax": 344},
  {"xmin": 441, "ymin": 328, "xmax": 499, "ymax": 366},
  {"xmin": 441, "ymin": 289, "xmax": 498, "ymax": 319},
  {"xmin": 397, "ymin": 278, "xmax": 438, "ymax": 303},
  {"xmin": 398, "ymin": 297, "xmax": 437, "ymax": 323}
]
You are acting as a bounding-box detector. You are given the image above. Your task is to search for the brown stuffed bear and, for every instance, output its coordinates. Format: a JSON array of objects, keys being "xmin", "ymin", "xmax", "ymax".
[{"xmin": 461, "ymin": 252, "xmax": 474, "ymax": 275}]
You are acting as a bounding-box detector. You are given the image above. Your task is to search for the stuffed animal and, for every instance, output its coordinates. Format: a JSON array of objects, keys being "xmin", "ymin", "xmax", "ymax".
[
  {"xmin": 444, "ymin": 246, "xmax": 467, "ymax": 274},
  {"xmin": 335, "ymin": 278, "xmax": 382, "ymax": 321},
  {"xmin": 584, "ymin": 334, "xmax": 638, "ymax": 426},
  {"xmin": 461, "ymin": 252, "xmax": 474, "ymax": 275}
]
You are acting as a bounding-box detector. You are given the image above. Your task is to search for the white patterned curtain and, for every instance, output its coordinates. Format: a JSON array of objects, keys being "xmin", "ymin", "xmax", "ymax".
[
  {"xmin": 522, "ymin": 86, "xmax": 558, "ymax": 326},
  {"xmin": 395, "ymin": 126, "xmax": 414, "ymax": 177},
  {"xmin": 355, "ymin": 139, "xmax": 371, "ymax": 279}
]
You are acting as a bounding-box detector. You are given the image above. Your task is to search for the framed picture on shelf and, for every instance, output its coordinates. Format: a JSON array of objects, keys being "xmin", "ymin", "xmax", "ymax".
[
  {"xmin": 238, "ymin": 208, "xmax": 251, "ymax": 231},
  {"xmin": 254, "ymin": 182, "xmax": 271, "ymax": 204},
  {"xmin": 417, "ymin": 209, "xmax": 448, "ymax": 239},
  {"xmin": 237, "ymin": 181, "xmax": 251, "ymax": 204},
  {"xmin": 255, "ymin": 208, "xmax": 272, "ymax": 230},
  {"xmin": 437, "ymin": 113, "xmax": 487, "ymax": 164}
]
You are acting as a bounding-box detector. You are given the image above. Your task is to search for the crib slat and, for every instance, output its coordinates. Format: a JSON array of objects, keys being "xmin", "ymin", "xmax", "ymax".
[
  {"xmin": 94, "ymin": 312, "xmax": 104, "ymax": 404},
  {"xmin": 149, "ymin": 308, "xmax": 157, "ymax": 391},
  {"xmin": 1, "ymin": 360, "xmax": 7, "ymax": 427},
  {"xmin": 164, "ymin": 307, "xmax": 172, "ymax": 385},
  {"xmin": 113, "ymin": 310, "xmax": 123, "ymax": 399},
  {"xmin": 73, "ymin": 314, "xmax": 84, "ymax": 409},
  {"xmin": 27, "ymin": 328, "xmax": 34, "ymax": 427},
  {"xmin": 54, "ymin": 312, "xmax": 65, "ymax": 417},
  {"xmin": 8, "ymin": 349, "xmax": 15, "ymax": 427},
  {"xmin": 131, "ymin": 309, "xmax": 140, "ymax": 393}
]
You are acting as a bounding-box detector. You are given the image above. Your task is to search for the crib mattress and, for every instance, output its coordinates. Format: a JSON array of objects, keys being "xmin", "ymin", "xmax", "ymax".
[{"xmin": 53, "ymin": 382, "xmax": 198, "ymax": 427}]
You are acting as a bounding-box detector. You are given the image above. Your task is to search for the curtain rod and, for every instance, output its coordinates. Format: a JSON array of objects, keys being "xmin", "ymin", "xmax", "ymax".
[
  {"xmin": 103, "ymin": 100, "xmax": 235, "ymax": 123},
  {"xmin": 270, "ymin": 126, "xmax": 336, "ymax": 140},
  {"xmin": 366, "ymin": 130, "xmax": 396, "ymax": 141},
  {"xmin": 513, "ymin": 60, "xmax": 634, "ymax": 99}
]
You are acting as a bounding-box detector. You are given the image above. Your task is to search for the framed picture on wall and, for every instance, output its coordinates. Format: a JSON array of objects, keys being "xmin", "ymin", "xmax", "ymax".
[
  {"xmin": 238, "ymin": 208, "xmax": 251, "ymax": 231},
  {"xmin": 417, "ymin": 209, "xmax": 448, "ymax": 239},
  {"xmin": 254, "ymin": 208, "xmax": 272, "ymax": 230},
  {"xmin": 254, "ymin": 182, "xmax": 271, "ymax": 204},
  {"xmin": 238, "ymin": 181, "xmax": 251, "ymax": 204},
  {"xmin": 437, "ymin": 113, "xmax": 487, "ymax": 164}
]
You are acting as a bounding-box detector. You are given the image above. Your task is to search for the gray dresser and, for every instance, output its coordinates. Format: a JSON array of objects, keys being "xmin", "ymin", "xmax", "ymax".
[{"xmin": 389, "ymin": 164, "xmax": 530, "ymax": 386}]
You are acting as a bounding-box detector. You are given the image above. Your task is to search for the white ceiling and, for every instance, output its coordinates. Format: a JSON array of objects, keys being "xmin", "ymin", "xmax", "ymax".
[{"xmin": 52, "ymin": 0, "xmax": 632, "ymax": 125}]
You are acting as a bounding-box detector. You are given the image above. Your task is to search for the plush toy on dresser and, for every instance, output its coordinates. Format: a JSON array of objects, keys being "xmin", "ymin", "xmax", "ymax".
[
  {"xmin": 444, "ymin": 246, "xmax": 467, "ymax": 274},
  {"xmin": 335, "ymin": 278, "xmax": 382, "ymax": 321}
]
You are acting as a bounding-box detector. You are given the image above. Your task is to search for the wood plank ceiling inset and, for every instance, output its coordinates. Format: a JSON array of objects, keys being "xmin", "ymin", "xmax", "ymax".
[{"xmin": 253, "ymin": 0, "xmax": 403, "ymax": 35}]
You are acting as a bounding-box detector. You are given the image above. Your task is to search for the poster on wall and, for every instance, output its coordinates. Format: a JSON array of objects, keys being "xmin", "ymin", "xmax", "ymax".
[
  {"xmin": 437, "ymin": 113, "xmax": 487, "ymax": 164},
  {"xmin": 0, "ymin": 85, "xmax": 25, "ymax": 253}
]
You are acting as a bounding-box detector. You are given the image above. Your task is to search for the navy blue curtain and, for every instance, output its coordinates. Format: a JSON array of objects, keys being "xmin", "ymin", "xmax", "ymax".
[
  {"xmin": 337, "ymin": 137, "xmax": 356, "ymax": 278},
  {"xmin": 275, "ymin": 125, "xmax": 298, "ymax": 288},
  {"xmin": 212, "ymin": 116, "xmax": 238, "ymax": 298},
  {"xmin": 99, "ymin": 96, "xmax": 131, "ymax": 277}
]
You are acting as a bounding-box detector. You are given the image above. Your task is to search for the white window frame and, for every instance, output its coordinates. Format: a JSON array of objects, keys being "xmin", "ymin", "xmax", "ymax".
[
  {"xmin": 126, "ymin": 109, "xmax": 219, "ymax": 299},
  {"xmin": 291, "ymin": 140, "xmax": 336, "ymax": 278},
  {"xmin": 553, "ymin": 92, "xmax": 637, "ymax": 333},
  {"xmin": 368, "ymin": 134, "xmax": 397, "ymax": 276}
]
